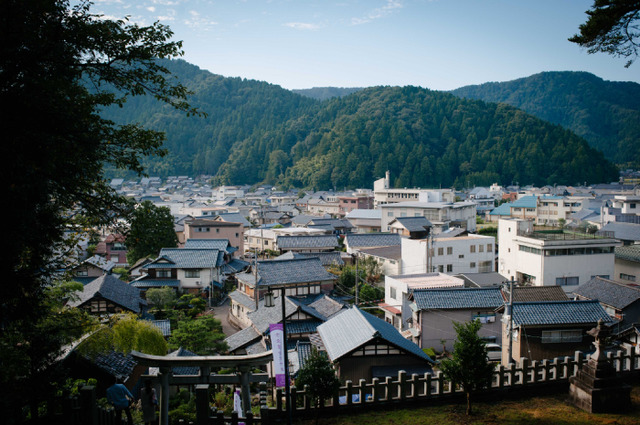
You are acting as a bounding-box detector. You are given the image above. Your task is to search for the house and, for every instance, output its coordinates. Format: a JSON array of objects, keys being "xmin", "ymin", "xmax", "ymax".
[
  {"xmin": 388, "ymin": 216, "xmax": 432, "ymax": 239},
  {"xmin": 601, "ymin": 195, "xmax": 640, "ymax": 225},
  {"xmin": 229, "ymin": 257, "xmax": 338, "ymax": 327},
  {"xmin": 573, "ymin": 277, "xmax": 640, "ymax": 333},
  {"xmin": 498, "ymin": 218, "xmax": 620, "ymax": 290},
  {"xmin": 356, "ymin": 245, "xmax": 402, "ymax": 277},
  {"xmin": 316, "ymin": 306, "xmax": 434, "ymax": 382},
  {"xmin": 615, "ymin": 245, "xmax": 640, "ymax": 284},
  {"xmin": 338, "ymin": 194, "xmax": 374, "ymax": 215},
  {"xmin": 344, "ymin": 233, "xmax": 401, "ymax": 254},
  {"xmin": 345, "ymin": 209, "xmax": 382, "ymax": 233},
  {"xmin": 214, "ymin": 213, "xmax": 252, "ymax": 229},
  {"xmin": 408, "ymin": 287, "xmax": 505, "ymax": 352},
  {"xmin": 306, "ymin": 217, "xmax": 355, "ymax": 235},
  {"xmin": 225, "ymin": 293, "xmax": 346, "ymax": 356},
  {"xmin": 94, "ymin": 234, "xmax": 128, "ymax": 267},
  {"xmin": 402, "ymin": 232, "xmax": 496, "ymax": 275},
  {"xmin": 183, "ymin": 218, "xmax": 244, "ymax": 255},
  {"xmin": 599, "ymin": 222, "xmax": 640, "ymax": 245},
  {"xmin": 67, "ymin": 274, "xmax": 146, "ymax": 315},
  {"xmin": 245, "ymin": 227, "xmax": 325, "ymax": 254},
  {"xmin": 380, "ymin": 200, "xmax": 477, "ymax": 233},
  {"xmin": 373, "ymin": 171, "xmax": 455, "ymax": 207},
  {"xmin": 72, "ymin": 255, "xmax": 116, "ymax": 285},
  {"xmin": 383, "ymin": 273, "xmax": 465, "ymax": 330},
  {"xmin": 275, "ymin": 251, "xmax": 345, "ymax": 268},
  {"xmin": 504, "ymin": 300, "xmax": 613, "ymax": 363},
  {"xmin": 131, "ymin": 247, "xmax": 226, "ymax": 297},
  {"xmin": 275, "ymin": 234, "xmax": 340, "ymax": 253}
]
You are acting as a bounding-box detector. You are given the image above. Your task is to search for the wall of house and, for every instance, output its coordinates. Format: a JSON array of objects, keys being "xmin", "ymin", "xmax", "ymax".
[
  {"xmin": 615, "ymin": 257, "xmax": 640, "ymax": 284},
  {"xmin": 418, "ymin": 309, "xmax": 502, "ymax": 352},
  {"xmin": 337, "ymin": 353, "xmax": 430, "ymax": 383},
  {"xmin": 185, "ymin": 223, "xmax": 244, "ymax": 255},
  {"xmin": 401, "ymin": 235, "xmax": 495, "ymax": 275},
  {"xmin": 506, "ymin": 325, "xmax": 596, "ymax": 363}
]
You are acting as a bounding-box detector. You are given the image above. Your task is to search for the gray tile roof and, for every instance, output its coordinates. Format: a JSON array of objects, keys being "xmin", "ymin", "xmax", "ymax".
[
  {"xmin": 237, "ymin": 257, "xmax": 337, "ymax": 288},
  {"xmin": 509, "ymin": 286, "xmax": 570, "ymax": 303},
  {"xmin": 276, "ymin": 251, "xmax": 345, "ymax": 266},
  {"xmin": 166, "ymin": 348, "xmax": 199, "ymax": 375},
  {"xmin": 511, "ymin": 300, "xmax": 612, "ymax": 326},
  {"xmin": 599, "ymin": 222, "xmax": 640, "ymax": 242},
  {"xmin": 184, "ymin": 239, "xmax": 230, "ymax": 250},
  {"xmin": 276, "ymin": 235, "xmax": 339, "ymax": 249},
  {"xmin": 358, "ymin": 245, "xmax": 402, "ymax": 260},
  {"xmin": 615, "ymin": 245, "xmax": 640, "ymax": 264},
  {"xmin": 130, "ymin": 279, "xmax": 180, "ymax": 288},
  {"xmin": 68, "ymin": 274, "xmax": 145, "ymax": 313},
  {"xmin": 411, "ymin": 287, "xmax": 504, "ymax": 310},
  {"xmin": 317, "ymin": 306, "xmax": 433, "ymax": 363},
  {"xmin": 573, "ymin": 277, "xmax": 640, "ymax": 310},
  {"xmin": 215, "ymin": 213, "xmax": 251, "ymax": 227},
  {"xmin": 345, "ymin": 233, "xmax": 401, "ymax": 248},
  {"xmin": 392, "ymin": 216, "xmax": 433, "ymax": 232},
  {"xmin": 157, "ymin": 248, "xmax": 225, "ymax": 268},
  {"xmin": 225, "ymin": 326, "xmax": 261, "ymax": 352}
]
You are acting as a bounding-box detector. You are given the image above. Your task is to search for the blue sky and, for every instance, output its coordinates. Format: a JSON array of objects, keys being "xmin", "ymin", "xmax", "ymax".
[{"xmin": 91, "ymin": 0, "xmax": 640, "ymax": 90}]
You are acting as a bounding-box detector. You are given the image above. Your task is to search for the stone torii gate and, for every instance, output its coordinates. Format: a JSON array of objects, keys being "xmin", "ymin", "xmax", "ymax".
[{"xmin": 131, "ymin": 350, "xmax": 274, "ymax": 425}]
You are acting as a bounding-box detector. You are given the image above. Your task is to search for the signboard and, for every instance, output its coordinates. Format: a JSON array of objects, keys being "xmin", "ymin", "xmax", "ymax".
[{"xmin": 270, "ymin": 323, "xmax": 285, "ymax": 387}]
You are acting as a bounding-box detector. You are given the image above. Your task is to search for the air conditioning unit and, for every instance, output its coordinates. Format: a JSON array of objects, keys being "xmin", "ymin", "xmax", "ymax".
[{"xmin": 195, "ymin": 281, "xmax": 202, "ymax": 286}]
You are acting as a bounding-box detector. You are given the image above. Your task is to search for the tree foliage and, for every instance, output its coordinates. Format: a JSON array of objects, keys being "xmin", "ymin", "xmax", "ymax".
[
  {"xmin": 295, "ymin": 347, "xmax": 341, "ymax": 412},
  {"xmin": 570, "ymin": 0, "xmax": 640, "ymax": 67},
  {"xmin": 168, "ymin": 315, "xmax": 228, "ymax": 355},
  {"xmin": 126, "ymin": 200, "xmax": 179, "ymax": 264},
  {"xmin": 439, "ymin": 320, "xmax": 495, "ymax": 415},
  {"xmin": 1, "ymin": 0, "xmax": 196, "ymax": 420}
]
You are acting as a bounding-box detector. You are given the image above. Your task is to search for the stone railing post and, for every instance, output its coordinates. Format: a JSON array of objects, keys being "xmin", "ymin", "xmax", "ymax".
[
  {"xmin": 518, "ymin": 358, "xmax": 529, "ymax": 385},
  {"xmin": 358, "ymin": 379, "xmax": 367, "ymax": 403},
  {"xmin": 398, "ymin": 371, "xmax": 407, "ymax": 401},
  {"xmin": 496, "ymin": 365, "xmax": 505, "ymax": 389},
  {"xmin": 371, "ymin": 377, "xmax": 380, "ymax": 402},
  {"xmin": 345, "ymin": 381, "xmax": 353, "ymax": 405},
  {"xmin": 425, "ymin": 373, "xmax": 432, "ymax": 397}
]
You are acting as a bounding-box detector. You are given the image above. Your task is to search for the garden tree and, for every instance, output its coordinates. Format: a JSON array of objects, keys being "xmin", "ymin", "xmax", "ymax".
[
  {"xmin": 126, "ymin": 200, "xmax": 179, "ymax": 264},
  {"xmin": 570, "ymin": 0, "xmax": 640, "ymax": 67},
  {"xmin": 146, "ymin": 287, "xmax": 178, "ymax": 317},
  {"xmin": 168, "ymin": 315, "xmax": 228, "ymax": 355},
  {"xmin": 1, "ymin": 0, "xmax": 197, "ymax": 420},
  {"xmin": 81, "ymin": 313, "xmax": 168, "ymax": 358},
  {"xmin": 295, "ymin": 347, "xmax": 341, "ymax": 423},
  {"xmin": 439, "ymin": 320, "xmax": 495, "ymax": 415},
  {"xmin": 174, "ymin": 293, "xmax": 207, "ymax": 319}
]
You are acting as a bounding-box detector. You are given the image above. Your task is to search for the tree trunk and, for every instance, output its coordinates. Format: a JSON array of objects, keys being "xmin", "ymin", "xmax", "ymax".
[{"xmin": 466, "ymin": 391, "xmax": 472, "ymax": 415}]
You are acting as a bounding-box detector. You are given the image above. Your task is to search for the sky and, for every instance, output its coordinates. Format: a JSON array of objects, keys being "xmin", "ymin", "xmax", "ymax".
[{"xmin": 90, "ymin": 0, "xmax": 640, "ymax": 91}]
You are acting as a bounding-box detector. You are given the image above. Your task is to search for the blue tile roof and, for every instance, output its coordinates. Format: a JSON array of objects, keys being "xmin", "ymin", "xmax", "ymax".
[
  {"xmin": 157, "ymin": 248, "xmax": 225, "ymax": 268},
  {"xmin": 489, "ymin": 202, "xmax": 512, "ymax": 216},
  {"xmin": 184, "ymin": 239, "xmax": 229, "ymax": 250},
  {"xmin": 411, "ymin": 288, "xmax": 504, "ymax": 310},
  {"xmin": 511, "ymin": 195, "xmax": 537, "ymax": 208},
  {"xmin": 237, "ymin": 257, "xmax": 337, "ymax": 288},
  {"xmin": 511, "ymin": 300, "xmax": 612, "ymax": 326}
]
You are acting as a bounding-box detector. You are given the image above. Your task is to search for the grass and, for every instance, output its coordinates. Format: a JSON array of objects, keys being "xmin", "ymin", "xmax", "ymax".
[{"xmin": 297, "ymin": 385, "xmax": 640, "ymax": 425}]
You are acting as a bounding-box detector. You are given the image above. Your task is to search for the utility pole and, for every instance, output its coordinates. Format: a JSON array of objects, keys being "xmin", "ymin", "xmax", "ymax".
[
  {"xmin": 504, "ymin": 278, "xmax": 515, "ymax": 365},
  {"xmin": 354, "ymin": 252, "xmax": 359, "ymax": 305}
]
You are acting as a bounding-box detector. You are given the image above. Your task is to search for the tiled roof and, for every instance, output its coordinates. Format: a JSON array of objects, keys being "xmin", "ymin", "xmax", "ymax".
[
  {"xmin": 489, "ymin": 202, "xmax": 512, "ymax": 216},
  {"xmin": 68, "ymin": 274, "xmax": 145, "ymax": 313},
  {"xmin": 511, "ymin": 195, "xmax": 537, "ymax": 208},
  {"xmin": 91, "ymin": 350, "xmax": 137, "ymax": 379},
  {"xmin": 599, "ymin": 222, "xmax": 640, "ymax": 241},
  {"xmin": 228, "ymin": 290, "xmax": 256, "ymax": 310},
  {"xmin": 358, "ymin": 245, "xmax": 402, "ymax": 260},
  {"xmin": 345, "ymin": 209, "xmax": 382, "ymax": 219},
  {"xmin": 130, "ymin": 279, "xmax": 180, "ymax": 288},
  {"xmin": 276, "ymin": 235, "xmax": 339, "ymax": 249},
  {"xmin": 615, "ymin": 245, "xmax": 640, "ymax": 263},
  {"xmin": 392, "ymin": 216, "xmax": 433, "ymax": 232},
  {"xmin": 215, "ymin": 213, "xmax": 251, "ymax": 227},
  {"xmin": 511, "ymin": 300, "xmax": 612, "ymax": 326},
  {"xmin": 151, "ymin": 319, "xmax": 171, "ymax": 337},
  {"xmin": 411, "ymin": 287, "xmax": 504, "ymax": 310},
  {"xmin": 238, "ymin": 257, "xmax": 337, "ymax": 288},
  {"xmin": 166, "ymin": 348, "xmax": 199, "ymax": 375},
  {"xmin": 573, "ymin": 277, "xmax": 640, "ymax": 310},
  {"xmin": 184, "ymin": 239, "xmax": 229, "ymax": 250},
  {"xmin": 508, "ymin": 286, "xmax": 569, "ymax": 302},
  {"xmin": 225, "ymin": 326, "xmax": 261, "ymax": 352},
  {"xmin": 287, "ymin": 319, "xmax": 322, "ymax": 334},
  {"xmin": 345, "ymin": 233, "xmax": 401, "ymax": 248},
  {"xmin": 317, "ymin": 306, "xmax": 433, "ymax": 363},
  {"xmin": 276, "ymin": 251, "xmax": 345, "ymax": 266},
  {"xmin": 221, "ymin": 258, "xmax": 250, "ymax": 274},
  {"xmin": 157, "ymin": 248, "xmax": 225, "ymax": 268}
]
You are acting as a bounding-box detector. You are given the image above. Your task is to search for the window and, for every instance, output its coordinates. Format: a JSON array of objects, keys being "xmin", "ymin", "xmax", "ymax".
[
  {"xmin": 438, "ymin": 265, "xmax": 444, "ymax": 272},
  {"xmin": 447, "ymin": 247, "xmax": 453, "ymax": 255},
  {"xmin": 470, "ymin": 262, "xmax": 476, "ymax": 268},
  {"xmin": 390, "ymin": 287, "xmax": 397, "ymax": 300},
  {"xmin": 185, "ymin": 270, "xmax": 200, "ymax": 278},
  {"xmin": 487, "ymin": 244, "xmax": 493, "ymax": 252},
  {"xmin": 478, "ymin": 261, "xmax": 492, "ymax": 273},
  {"xmin": 620, "ymin": 273, "xmax": 636, "ymax": 282},
  {"xmin": 446, "ymin": 264, "xmax": 453, "ymax": 272},
  {"xmin": 157, "ymin": 269, "xmax": 171, "ymax": 278},
  {"xmin": 479, "ymin": 244, "xmax": 484, "ymax": 252},
  {"xmin": 541, "ymin": 330, "xmax": 582, "ymax": 343},
  {"xmin": 470, "ymin": 245, "xmax": 476, "ymax": 253},
  {"xmin": 438, "ymin": 247, "xmax": 444, "ymax": 256},
  {"xmin": 556, "ymin": 276, "xmax": 579, "ymax": 286}
]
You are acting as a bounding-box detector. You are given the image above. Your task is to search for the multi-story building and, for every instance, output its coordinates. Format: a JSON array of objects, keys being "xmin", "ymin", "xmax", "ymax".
[
  {"xmin": 602, "ymin": 195, "xmax": 640, "ymax": 225},
  {"xmin": 401, "ymin": 233, "xmax": 495, "ymax": 275},
  {"xmin": 373, "ymin": 171, "xmax": 455, "ymax": 207},
  {"xmin": 498, "ymin": 218, "xmax": 620, "ymax": 291},
  {"xmin": 183, "ymin": 218, "xmax": 244, "ymax": 256},
  {"xmin": 380, "ymin": 201, "xmax": 477, "ymax": 232}
]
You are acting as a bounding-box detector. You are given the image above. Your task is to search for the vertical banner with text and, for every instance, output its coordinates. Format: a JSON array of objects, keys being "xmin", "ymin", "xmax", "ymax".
[{"xmin": 270, "ymin": 323, "xmax": 285, "ymax": 387}]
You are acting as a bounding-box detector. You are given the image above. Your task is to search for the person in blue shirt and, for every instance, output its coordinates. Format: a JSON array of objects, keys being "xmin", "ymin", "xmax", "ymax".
[{"xmin": 106, "ymin": 375, "xmax": 135, "ymax": 424}]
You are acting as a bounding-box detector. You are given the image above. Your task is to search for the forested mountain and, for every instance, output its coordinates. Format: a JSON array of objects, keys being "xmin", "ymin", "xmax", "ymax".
[
  {"xmin": 102, "ymin": 60, "xmax": 619, "ymax": 189},
  {"xmin": 292, "ymin": 87, "xmax": 364, "ymax": 100},
  {"xmin": 451, "ymin": 71, "xmax": 640, "ymax": 168}
]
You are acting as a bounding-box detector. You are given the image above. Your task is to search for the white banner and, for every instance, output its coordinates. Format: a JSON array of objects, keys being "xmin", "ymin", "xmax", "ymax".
[{"xmin": 270, "ymin": 323, "xmax": 285, "ymax": 387}]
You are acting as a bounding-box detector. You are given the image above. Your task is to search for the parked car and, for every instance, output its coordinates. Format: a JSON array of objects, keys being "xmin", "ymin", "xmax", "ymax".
[{"xmin": 485, "ymin": 343, "xmax": 502, "ymax": 362}]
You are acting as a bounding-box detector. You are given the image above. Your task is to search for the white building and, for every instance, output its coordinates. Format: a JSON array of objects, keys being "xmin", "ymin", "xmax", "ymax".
[
  {"xmin": 380, "ymin": 201, "xmax": 477, "ymax": 233},
  {"xmin": 401, "ymin": 234, "xmax": 495, "ymax": 275},
  {"xmin": 244, "ymin": 227, "xmax": 325, "ymax": 253},
  {"xmin": 497, "ymin": 218, "xmax": 620, "ymax": 292},
  {"xmin": 382, "ymin": 273, "xmax": 464, "ymax": 330},
  {"xmin": 373, "ymin": 171, "xmax": 455, "ymax": 207}
]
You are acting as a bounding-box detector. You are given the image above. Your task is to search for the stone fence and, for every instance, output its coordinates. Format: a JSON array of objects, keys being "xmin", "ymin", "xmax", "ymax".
[{"xmin": 193, "ymin": 346, "xmax": 639, "ymax": 424}]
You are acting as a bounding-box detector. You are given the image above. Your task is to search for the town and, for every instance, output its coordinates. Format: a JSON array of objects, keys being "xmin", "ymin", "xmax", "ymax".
[{"xmin": 49, "ymin": 170, "xmax": 640, "ymax": 424}]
